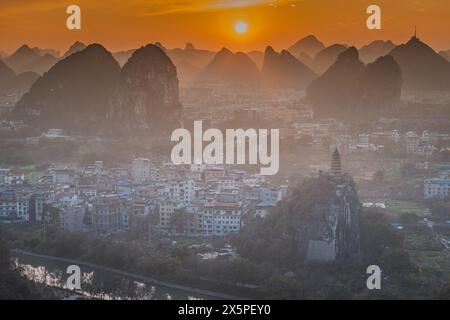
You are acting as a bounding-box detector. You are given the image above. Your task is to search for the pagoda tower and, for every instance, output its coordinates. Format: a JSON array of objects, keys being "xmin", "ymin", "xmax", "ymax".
[{"xmin": 330, "ymin": 148, "xmax": 342, "ymax": 178}]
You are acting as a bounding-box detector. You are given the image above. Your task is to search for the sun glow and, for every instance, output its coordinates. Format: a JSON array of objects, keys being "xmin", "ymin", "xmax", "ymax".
[{"xmin": 234, "ymin": 21, "xmax": 248, "ymax": 34}]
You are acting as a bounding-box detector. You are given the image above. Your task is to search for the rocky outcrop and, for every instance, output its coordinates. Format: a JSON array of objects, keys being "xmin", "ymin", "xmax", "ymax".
[
  {"xmin": 109, "ymin": 43, "xmax": 182, "ymax": 132},
  {"xmin": 311, "ymin": 44, "xmax": 348, "ymax": 74},
  {"xmin": 237, "ymin": 171, "xmax": 362, "ymax": 265},
  {"xmin": 307, "ymin": 47, "xmax": 365, "ymax": 117},
  {"xmin": 389, "ymin": 36, "xmax": 450, "ymax": 91},
  {"xmin": 14, "ymin": 44, "xmax": 121, "ymax": 132},
  {"xmin": 358, "ymin": 55, "xmax": 402, "ymax": 110},
  {"xmin": 307, "ymin": 47, "xmax": 402, "ymax": 118},
  {"xmin": 300, "ymin": 175, "xmax": 361, "ymax": 262}
]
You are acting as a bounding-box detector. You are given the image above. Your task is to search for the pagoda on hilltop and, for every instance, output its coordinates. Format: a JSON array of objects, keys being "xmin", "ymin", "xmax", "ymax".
[{"xmin": 330, "ymin": 148, "xmax": 343, "ymax": 178}]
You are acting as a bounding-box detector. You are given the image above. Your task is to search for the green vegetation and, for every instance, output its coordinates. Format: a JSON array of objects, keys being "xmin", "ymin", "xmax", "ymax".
[{"xmin": 390, "ymin": 201, "xmax": 430, "ymax": 216}]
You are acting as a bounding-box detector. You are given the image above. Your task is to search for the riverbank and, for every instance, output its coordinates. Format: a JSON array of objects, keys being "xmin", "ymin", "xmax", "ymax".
[{"xmin": 12, "ymin": 249, "xmax": 246, "ymax": 300}]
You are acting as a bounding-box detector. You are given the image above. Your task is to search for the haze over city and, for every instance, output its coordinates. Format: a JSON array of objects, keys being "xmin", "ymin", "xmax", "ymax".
[{"xmin": 1, "ymin": 0, "xmax": 450, "ymax": 304}]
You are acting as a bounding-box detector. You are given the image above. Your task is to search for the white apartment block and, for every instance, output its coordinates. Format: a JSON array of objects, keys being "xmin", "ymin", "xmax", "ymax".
[
  {"xmin": 424, "ymin": 178, "xmax": 450, "ymax": 199},
  {"xmin": 131, "ymin": 158, "xmax": 151, "ymax": 183},
  {"xmin": 92, "ymin": 195, "xmax": 126, "ymax": 233},
  {"xmin": 202, "ymin": 202, "xmax": 242, "ymax": 236},
  {"xmin": 158, "ymin": 200, "xmax": 181, "ymax": 230},
  {"xmin": 406, "ymin": 131, "xmax": 420, "ymax": 154},
  {"xmin": 0, "ymin": 193, "xmax": 29, "ymax": 222},
  {"xmin": 164, "ymin": 179, "xmax": 195, "ymax": 205}
]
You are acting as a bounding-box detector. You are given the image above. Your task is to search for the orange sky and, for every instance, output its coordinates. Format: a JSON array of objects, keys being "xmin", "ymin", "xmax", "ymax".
[{"xmin": 1, "ymin": 0, "xmax": 449, "ymax": 54}]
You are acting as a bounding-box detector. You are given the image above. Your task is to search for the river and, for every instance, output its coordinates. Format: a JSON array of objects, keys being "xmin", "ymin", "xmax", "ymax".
[{"xmin": 12, "ymin": 251, "xmax": 228, "ymax": 300}]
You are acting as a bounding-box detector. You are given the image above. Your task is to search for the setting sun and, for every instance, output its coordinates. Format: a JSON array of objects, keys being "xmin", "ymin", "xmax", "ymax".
[{"xmin": 234, "ymin": 21, "xmax": 248, "ymax": 34}]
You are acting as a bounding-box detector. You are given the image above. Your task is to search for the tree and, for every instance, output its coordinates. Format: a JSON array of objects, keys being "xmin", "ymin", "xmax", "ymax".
[
  {"xmin": 360, "ymin": 209, "xmax": 404, "ymax": 263},
  {"xmin": 435, "ymin": 281, "xmax": 450, "ymax": 300},
  {"xmin": 399, "ymin": 212, "xmax": 420, "ymax": 225},
  {"xmin": 170, "ymin": 209, "xmax": 185, "ymax": 234},
  {"xmin": 373, "ymin": 170, "xmax": 385, "ymax": 184},
  {"xmin": 430, "ymin": 201, "xmax": 450, "ymax": 220}
]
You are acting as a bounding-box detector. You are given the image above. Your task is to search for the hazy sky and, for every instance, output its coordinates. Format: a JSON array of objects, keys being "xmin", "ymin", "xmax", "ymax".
[{"xmin": 1, "ymin": 0, "xmax": 449, "ymax": 54}]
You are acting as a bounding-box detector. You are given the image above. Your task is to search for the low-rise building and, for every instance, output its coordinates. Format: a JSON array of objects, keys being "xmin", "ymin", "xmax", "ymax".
[
  {"xmin": 425, "ymin": 177, "xmax": 450, "ymax": 199},
  {"xmin": 60, "ymin": 205, "xmax": 86, "ymax": 232},
  {"xmin": 202, "ymin": 202, "xmax": 242, "ymax": 236},
  {"xmin": 92, "ymin": 195, "xmax": 126, "ymax": 233}
]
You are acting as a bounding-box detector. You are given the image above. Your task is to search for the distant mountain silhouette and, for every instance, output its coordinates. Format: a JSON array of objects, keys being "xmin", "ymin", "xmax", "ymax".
[
  {"xmin": 32, "ymin": 47, "xmax": 60, "ymax": 58},
  {"xmin": 247, "ymin": 50, "xmax": 265, "ymax": 69},
  {"xmin": 5, "ymin": 45, "xmax": 41, "ymax": 73},
  {"xmin": 62, "ymin": 41, "xmax": 86, "ymax": 59},
  {"xmin": 154, "ymin": 42, "xmax": 166, "ymax": 51},
  {"xmin": 164, "ymin": 43, "xmax": 215, "ymax": 88},
  {"xmin": 358, "ymin": 55, "xmax": 402, "ymax": 110},
  {"xmin": 308, "ymin": 47, "xmax": 402, "ymax": 118},
  {"xmin": 0, "ymin": 71, "xmax": 40, "ymax": 97},
  {"xmin": 307, "ymin": 48, "xmax": 360, "ymax": 117},
  {"xmin": 440, "ymin": 51, "xmax": 450, "ymax": 62},
  {"xmin": 297, "ymin": 52, "xmax": 314, "ymax": 70},
  {"xmin": 196, "ymin": 48, "xmax": 261, "ymax": 86},
  {"xmin": 311, "ymin": 44, "xmax": 348, "ymax": 74},
  {"xmin": 167, "ymin": 43, "xmax": 215, "ymax": 69},
  {"xmin": 14, "ymin": 44, "xmax": 121, "ymax": 132},
  {"xmin": 109, "ymin": 44, "xmax": 182, "ymax": 132},
  {"xmin": 176, "ymin": 59, "xmax": 201, "ymax": 87},
  {"xmin": 261, "ymin": 46, "xmax": 317, "ymax": 90},
  {"xmin": 17, "ymin": 53, "xmax": 58, "ymax": 75},
  {"xmin": 0, "ymin": 59, "xmax": 16, "ymax": 84},
  {"xmin": 0, "ymin": 50, "xmax": 7, "ymax": 58},
  {"xmin": 113, "ymin": 49, "xmax": 136, "ymax": 67},
  {"xmin": 389, "ymin": 36, "xmax": 450, "ymax": 91},
  {"xmin": 288, "ymin": 35, "xmax": 325, "ymax": 58},
  {"xmin": 359, "ymin": 40, "xmax": 396, "ymax": 64},
  {"xmin": 1, "ymin": 57, "xmax": 40, "ymax": 97}
]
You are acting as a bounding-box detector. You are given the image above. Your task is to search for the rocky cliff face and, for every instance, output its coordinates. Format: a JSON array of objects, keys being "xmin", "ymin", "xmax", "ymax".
[
  {"xmin": 236, "ymin": 173, "xmax": 362, "ymax": 266},
  {"xmin": 109, "ymin": 43, "xmax": 182, "ymax": 132},
  {"xmin": 298, "ymin": 175, "xmax": 361, "ymax": 262}
]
